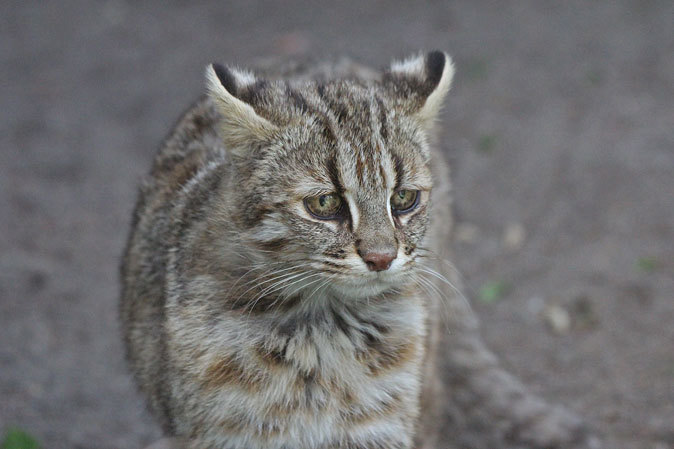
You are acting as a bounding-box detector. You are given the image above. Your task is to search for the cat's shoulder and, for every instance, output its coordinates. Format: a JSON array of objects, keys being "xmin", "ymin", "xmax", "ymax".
[{"xmin": 146, "ymin": 96, "xmax": 224, "ymax": 195}]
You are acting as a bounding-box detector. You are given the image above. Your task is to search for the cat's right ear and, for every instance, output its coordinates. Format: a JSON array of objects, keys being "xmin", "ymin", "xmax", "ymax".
[{"xmin": 206, "ymin": 64, "xmax": 278, "ymax": 153}]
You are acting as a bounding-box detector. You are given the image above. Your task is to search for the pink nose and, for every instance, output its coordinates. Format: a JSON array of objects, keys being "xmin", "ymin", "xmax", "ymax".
[{"xmin": 362, "ymin": 252, "xmax": 396, "ymax": 272}]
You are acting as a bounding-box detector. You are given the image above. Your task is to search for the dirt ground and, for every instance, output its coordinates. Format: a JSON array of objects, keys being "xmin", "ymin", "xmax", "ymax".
[{"xmin": 1, "ymin": 1, "xmax": 672, "ymax": 448}]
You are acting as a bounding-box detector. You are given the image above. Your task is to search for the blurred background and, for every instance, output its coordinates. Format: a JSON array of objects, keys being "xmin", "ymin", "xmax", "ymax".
[{"xmin": 1, "ymin": 1, "xmax": 672, "ymax": 448}]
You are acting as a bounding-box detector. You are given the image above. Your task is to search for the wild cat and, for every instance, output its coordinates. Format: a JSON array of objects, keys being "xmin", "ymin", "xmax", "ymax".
[{"xmin": 120, "ymin": 51, "xmax": 596, "ymax": 449}]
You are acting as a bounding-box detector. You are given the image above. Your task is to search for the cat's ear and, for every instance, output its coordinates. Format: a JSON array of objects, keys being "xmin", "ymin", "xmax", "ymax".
[
  {"xmin": 206, "ymin": 64, "xmax": 278, "ymax": 152},
  {"xmin": 384, "ymin": 51, "xmax": 455, "ymax": 130}
]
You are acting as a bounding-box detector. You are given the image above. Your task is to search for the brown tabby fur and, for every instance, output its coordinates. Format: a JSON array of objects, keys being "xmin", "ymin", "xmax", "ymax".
[{"xmin": 120, "ymin": 52, "xmax": 597, "ymax": 449}]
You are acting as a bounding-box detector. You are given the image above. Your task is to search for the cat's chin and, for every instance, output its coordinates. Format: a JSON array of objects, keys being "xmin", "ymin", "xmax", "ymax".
[{"xmin": 327, "ymin": 275, "xmax": 402, "ymax": 300}]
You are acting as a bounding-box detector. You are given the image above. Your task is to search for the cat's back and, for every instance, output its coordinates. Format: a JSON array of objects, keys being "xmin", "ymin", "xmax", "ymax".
[
  {"xmin": 121, "ymin": 96, "xmax": 224, "ymax": 297},
  {"xmin": 119, "ymin": 95, "xmax": 229, "ymax": 431}
]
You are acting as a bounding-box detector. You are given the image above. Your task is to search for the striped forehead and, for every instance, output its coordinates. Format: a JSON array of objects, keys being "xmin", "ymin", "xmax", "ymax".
[
  {"xmin": 280, "ymin": 81, "xmax": 430, "ymax": 196},
  {"xmin": 321, "ymin": 88, "xmax": 396, "ymax": 193},
  {"xmin": 337, "ymin": 140, "xmax": 394, "ymax": 195}
]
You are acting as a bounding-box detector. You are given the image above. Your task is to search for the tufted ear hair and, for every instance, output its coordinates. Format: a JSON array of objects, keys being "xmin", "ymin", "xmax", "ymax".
[
  {"xmin": 206, "ymin": 63, "xmax": 278, "ymax": 153},
  {"xmin": 384, "ymin": 51, "xmax": 455, "ymax": 130}
]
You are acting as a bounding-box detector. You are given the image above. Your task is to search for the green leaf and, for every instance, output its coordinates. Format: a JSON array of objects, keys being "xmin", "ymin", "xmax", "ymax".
[
  {"xmin": 1, "ymin": 428, "xmax": 41, "ymax": 449},
  {"xmin": 636, "ymin": 257, "xmax": 657, "ymax": 273},
  {"xmin": 477, "ymin": 134, "xmax": 497, "ymax": 153},
  {"xmin": 478, "ymin": 281, "xmax": 510, "ymax": 303}
]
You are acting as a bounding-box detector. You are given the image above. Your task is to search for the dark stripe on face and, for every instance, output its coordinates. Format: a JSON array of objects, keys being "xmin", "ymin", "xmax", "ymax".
[
  {"xmin": 323, "ymin": 249, "xmax": 347, "ymax": 259},
  {"xmin": 244, "ymin": 200, "xmax": 288, "ymax": 231},
  {"xmin": 355, "ymin": 154, "xmax": 365, "ymax": 180},
  {"xmin": 316, "ymin": 83, "xmax": 348, "ymax": 125},
  {"xmin": 326, "ymin": 154, "xmax": 344, "ymax": 195},
  {"xmin": 391, "ymin": 152, "xmax": 404, "ymax": 190},
  {"xmin": 322, "ymin": 260, "xmax": 345, "ymax": 269},
  {"xmin": 255, "ymin": 238, "xmax": 288, "ymax": 252}
]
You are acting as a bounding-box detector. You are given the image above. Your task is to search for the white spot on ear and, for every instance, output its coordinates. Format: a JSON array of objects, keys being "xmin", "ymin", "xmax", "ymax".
[{"xmin": 390, "ymin": 55, "xmax": 425, "ymax": 74}]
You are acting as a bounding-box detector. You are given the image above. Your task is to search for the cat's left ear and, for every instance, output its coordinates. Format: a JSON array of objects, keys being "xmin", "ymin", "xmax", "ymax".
[{"xmin": 384, "ymin": 51, "xmax": 455, "ymax": 130}]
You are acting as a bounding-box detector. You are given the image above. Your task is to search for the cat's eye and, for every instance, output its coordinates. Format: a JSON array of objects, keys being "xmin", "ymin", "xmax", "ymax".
[
  {"xmin": 391, "ymin": 190, "xmax": 419, "ymax": 214},
  {"xmin": 304, "ymin": 193, "xmax": 344, "ymax": 219}
]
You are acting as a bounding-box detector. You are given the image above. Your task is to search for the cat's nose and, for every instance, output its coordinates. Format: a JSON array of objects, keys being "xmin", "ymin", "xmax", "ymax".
[{"xmin": 362, "ymin": 250, "xmax": 397, "ymax": 272}]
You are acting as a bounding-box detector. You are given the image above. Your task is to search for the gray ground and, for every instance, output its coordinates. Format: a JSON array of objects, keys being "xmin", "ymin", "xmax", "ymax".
[{"xmin": 1, "ymin": 1, "xmax": 673, "ymax": 448}]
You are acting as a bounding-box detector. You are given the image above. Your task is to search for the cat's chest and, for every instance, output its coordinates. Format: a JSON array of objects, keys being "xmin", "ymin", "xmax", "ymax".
[
  {"xmin": 177, "ymin": 300, "xmax": 427, "ymax": 448},
  {"xmin": 255, "ymin": 313, "xmax": 425, "ymax": 393},
  {"xmin": 245, "ymin": 323, "xmax": 424, "ymax": 447}
]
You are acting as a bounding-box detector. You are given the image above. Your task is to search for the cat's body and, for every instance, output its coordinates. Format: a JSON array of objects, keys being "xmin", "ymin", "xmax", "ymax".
[{"xmin": 121, "ymin": 52, "xmax": 596, "ymax": 449}]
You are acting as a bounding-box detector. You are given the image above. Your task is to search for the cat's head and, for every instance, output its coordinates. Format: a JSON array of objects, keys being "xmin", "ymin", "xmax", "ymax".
[{"xmin": 206, "ymin": 51, "xmax": 454, "ymax": 303}]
